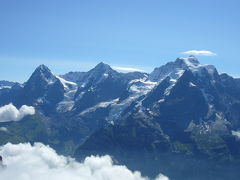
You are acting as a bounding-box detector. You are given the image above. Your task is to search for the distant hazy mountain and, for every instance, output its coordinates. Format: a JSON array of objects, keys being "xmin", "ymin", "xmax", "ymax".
[{"xmin": 0, "ymin": 56, "xmax": 240, "ymax": 180}]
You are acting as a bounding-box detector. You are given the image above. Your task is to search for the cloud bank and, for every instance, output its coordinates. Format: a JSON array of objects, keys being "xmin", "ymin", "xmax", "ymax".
[
  {"xmin": 182, "ymin": 50, "xmax": 217, "ymax": 56},
  {"xmin": 0, "ymin": 104, "xmax": 35, "ymax": 122},
  {"xmin": 0, "ymin": 143, "xmax": 169, "ymax": 180},
  {"xmin": 112, "ymin": 66, "xmax": 144, "ymax": 72}
]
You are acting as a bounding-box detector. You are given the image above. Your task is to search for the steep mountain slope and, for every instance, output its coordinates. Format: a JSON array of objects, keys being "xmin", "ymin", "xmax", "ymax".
[
  {"xmin": 53, "ymin": 63, "xmax": 152, "ymax": 150},
  {"xmin": 75, "ymin": 56, "xmax": 240, "ymax": 180}
]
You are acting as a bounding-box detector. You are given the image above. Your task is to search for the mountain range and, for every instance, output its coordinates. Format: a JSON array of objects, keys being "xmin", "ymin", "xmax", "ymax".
[{"xmin": 1, "ymin": 56, "xmax": 240, "ymax": 180}]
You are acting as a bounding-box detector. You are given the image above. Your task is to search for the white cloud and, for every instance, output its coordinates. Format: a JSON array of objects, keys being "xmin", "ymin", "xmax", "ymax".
[
  {"xmin": 0, "ymin": 104, "xmax": 35, "ymax": 122},
  {"xmin": 0, "ymin": 143, "xmax": 169, "ymax": 180},
  {"xmin": 112, "ymin": 66, "xmax": 144, "ymax": 72},
  {"xmin": 182, "ymin": 50, "xmax": 217, "ymax": 56}
]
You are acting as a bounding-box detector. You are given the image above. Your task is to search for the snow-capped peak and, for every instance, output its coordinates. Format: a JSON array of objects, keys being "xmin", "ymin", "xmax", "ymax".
[
  {"xmin": 149, "ymin": 56, "xmax": 217, "ymax": 82},
  {"xmin": 176, "ymin": 56, "xmax": 217, "ymax": 78},
  {"xmin": 175, "ymin": 56, "xmax": 200, "ymax": 68}
]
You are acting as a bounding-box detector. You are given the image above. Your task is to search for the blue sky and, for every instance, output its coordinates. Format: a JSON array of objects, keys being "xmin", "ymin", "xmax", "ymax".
[{"xmin": 0, "ymin": 0, "xmax": 240, "ymax": 82}]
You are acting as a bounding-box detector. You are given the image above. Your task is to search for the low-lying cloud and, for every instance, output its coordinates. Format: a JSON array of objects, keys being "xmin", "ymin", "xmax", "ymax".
[
  {"xmin": 0, "ymin": 143, "xmax": 169, "ymax": 180},
  {"xmin": 182, "ymin": 50, "xmax": 217, "ymax": 56},
  {"xmin": 0, "ymin": 104, "xmax": 35, "ymax": 122}
]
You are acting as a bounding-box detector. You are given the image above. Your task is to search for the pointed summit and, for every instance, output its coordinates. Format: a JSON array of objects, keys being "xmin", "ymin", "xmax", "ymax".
[
  {"xmin": 93, "ymin": 62, "xmax": 112, "ymax": 72},
  {"xmin": 36, "ymin": 64, "xmax": 50, "ymax": 71},
  {"xmin": 26, "ymin": 64, "xmax": 57, "ymax": 86},
  {"xmin": 33, "ymin": 64, "xmax": 53, "ymax": 78},
  {"xmin": 34, "ymin": 64, "xmax": 52, "ymax": 75},
  {"xmin": 86, "ymin": 62, "xmax": 117, "ymax": 79},
  {"xmin": 75, "ymin": 62, "xmax": 121, "ymax": 88}
]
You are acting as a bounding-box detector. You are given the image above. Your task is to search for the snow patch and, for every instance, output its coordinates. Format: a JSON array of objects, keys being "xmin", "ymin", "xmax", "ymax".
[
  {"xmin": 232, "ymin": 130, "xmax": 240, "ymax": 139},
  {"xmin": 57, "ymin": 87, "xmax": 78, "ymax": 112},
  {"xmin": 79, "ymin": 99, "xmax": 119, "ymax": 115},
  {"xmin": 189, "ymin": 82, "xmax": 196, "ymax": 87},
  {"xmin": 0, "ymin": 86, "xmax": 11, "ymax": 90},
  {"xmin": 56, "ymin": 75, "xmax": 77, "ymax": 89},
  {"xmin": 0, "ymin": 127, "xmax": 8, "ymax": 132},
  {"xmin": 103, "ymin": 73, "xmax": 109, "ymax": 77}
]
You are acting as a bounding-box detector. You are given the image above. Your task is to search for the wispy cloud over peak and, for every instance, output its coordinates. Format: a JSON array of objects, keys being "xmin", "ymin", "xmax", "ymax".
[
  {"xmin": 112, "ymin": 66, "xmax": 144, "ymax": 72},
  {"xmin": 182, "ymin": 50, "xmax": 217, "ymax": 56}
]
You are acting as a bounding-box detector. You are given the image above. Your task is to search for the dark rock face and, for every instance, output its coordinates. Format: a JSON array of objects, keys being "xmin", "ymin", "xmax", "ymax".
[
  {"xmin": 0, "ymin": 81, "xmax": 23, "ymax": 106},
  {"xmin": 73, "ymin": 75, "xmax": 128, "ymax": 113},
  {"xmin": 13, "ymin": 65, "xmax": 65, "ymax": 114}
]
